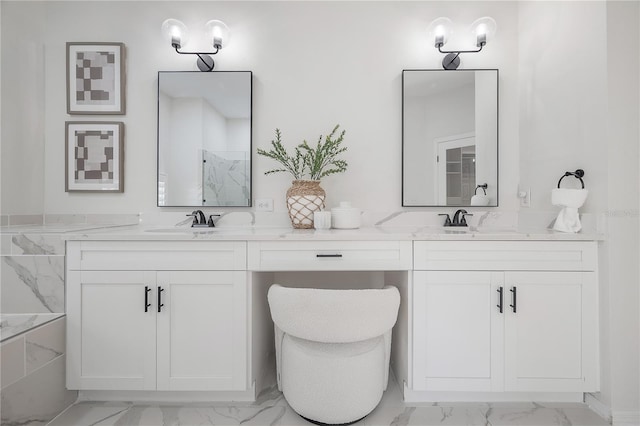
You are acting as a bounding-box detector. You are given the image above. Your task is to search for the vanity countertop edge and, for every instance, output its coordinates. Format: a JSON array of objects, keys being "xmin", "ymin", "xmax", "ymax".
[{"xmin": 51, "ymin": 225, "xmax": 604, "ymax": 242}]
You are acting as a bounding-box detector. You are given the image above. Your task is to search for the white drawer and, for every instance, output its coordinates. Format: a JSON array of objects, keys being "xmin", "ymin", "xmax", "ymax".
[
  {"xmin": 413, "ymin": 241, "xmax": 597, "ymax": 271},
  {"xmin": 248, "ymin": 241, "xmax": 412, "ymax": 271},
  {"xmin": 67, "ymin": 241, "xmax": 247, "ymax": 271}
]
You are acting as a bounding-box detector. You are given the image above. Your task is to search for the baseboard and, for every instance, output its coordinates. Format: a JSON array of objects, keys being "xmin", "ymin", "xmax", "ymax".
[
  {"xmin": 402, "ymin": 383, "xmax": 583, "ymax": 403},
  {"xmin": 612, "ymin": 411, "xmax": 640, "ymax": 426},
  {"xmin": 584, "ymin": 393, "xmax": 612, "ymax": 423},
  {"xmin": 77, "ymin": 383, "xmax": 256, "ymax": 403}
]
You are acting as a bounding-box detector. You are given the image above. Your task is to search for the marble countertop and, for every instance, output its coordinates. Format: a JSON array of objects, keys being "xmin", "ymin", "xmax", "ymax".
[
  {"xmin": 53, "ymin": 224, "xmax": 604, "ymax": 241},
  {"xmin": 0, "ymin": 223, "xmax": 135, "ymax": 234}
]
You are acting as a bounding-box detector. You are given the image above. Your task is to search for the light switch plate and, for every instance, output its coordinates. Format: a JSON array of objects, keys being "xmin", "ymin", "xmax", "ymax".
[
  {"xmin": 256, "ymin": 198, "xmax": 274, "ymax": 212},
  {"xmin": 518, "ymin": 187, "xmax": 531, "ymax": 207}
]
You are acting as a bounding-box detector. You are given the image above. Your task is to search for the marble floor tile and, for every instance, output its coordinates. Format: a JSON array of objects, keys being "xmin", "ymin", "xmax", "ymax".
[
  {"xmin": 2, "ymin": 356, "xmax": 76, "ymax": 426},
  {"xmin": 47, "ymin": 379, "xmax": 609, "ymax": 426}
]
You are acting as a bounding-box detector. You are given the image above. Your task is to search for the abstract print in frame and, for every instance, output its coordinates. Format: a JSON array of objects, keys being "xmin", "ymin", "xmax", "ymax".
[
  {"xmin": 66, "ymin": 42, "xmax": 125, "ymax": 114},
  {"xmin": 65, "ymin": 122, "xmax": 124, "ymax": 192}
]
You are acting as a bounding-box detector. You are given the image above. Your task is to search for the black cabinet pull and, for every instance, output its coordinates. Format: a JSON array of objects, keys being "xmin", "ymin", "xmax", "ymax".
[
  {"xmin": 497, "ymin": 286, "xmax": 503, "ymax": 313},
  {"xmin": 316, "ymin": 254, "xmax": 343, "ymax": 258},
  {"xmin": 144, "ymin": 286, "xmax": 152, "ymax": 312},
  {"xmin": 510, "ymin": 286, "xmax": 517, "ymax": 313},
  {"xmin": 157, "ymin": 286, "xmax": 165, "ymax": 313}
]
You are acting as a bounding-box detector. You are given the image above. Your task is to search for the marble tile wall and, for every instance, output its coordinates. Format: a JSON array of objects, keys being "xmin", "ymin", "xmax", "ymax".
[
  {"xmin": 0, "ymin": 213, "xmax": 139, "ymax": 314},
  {"xmin": 1, "ymin": 235, "xmax": 65, "ymax": 314},
  {"xmin": 0, "ymin": 317, "xmax": 77, "ymax": 426}
]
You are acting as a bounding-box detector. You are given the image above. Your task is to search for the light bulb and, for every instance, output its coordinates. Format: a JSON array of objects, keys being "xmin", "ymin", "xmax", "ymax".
[
  {"xmin": 205, "ymin": 20, "xmax": 230, "ymax": 50},
  {"xmin": 469, "ymin": 17, "xmax": 496, "ymax": 47},
  {"xmin": 161, "ymin": 18, "xmax": 189, "ymax": 49},
  {"xmin": 427, "ymin": 17, "xmax": 453, "ymax": 48}
]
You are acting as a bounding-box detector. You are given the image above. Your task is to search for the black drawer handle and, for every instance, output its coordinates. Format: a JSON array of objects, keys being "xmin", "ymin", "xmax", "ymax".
[
  {"xmin": 316, "ymin": 254, "xmax": 343, "ymax": 258},
  {"xmin": 497, "ymin": 286, "xmax": 503, "ymax": 313},
  {"xmin": 158, "ymin": 286, "xmax": 165, "ymax": 313},
  {"xmin": 144, "ymin": 286, "xmax": 152, "ymax": 312},
  {"xmin": 510, "ymin": 286, "xmax": 517, "ymax": 313}
]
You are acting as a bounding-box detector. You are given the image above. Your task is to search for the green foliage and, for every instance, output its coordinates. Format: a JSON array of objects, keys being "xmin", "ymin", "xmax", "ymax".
[
  {"xmin": 257, "ymin": 125, "xmax": 348, "ymax": 180},
  {"xmin": 256, "ymin": 129, "xmax": 306, "ymax": 180}
]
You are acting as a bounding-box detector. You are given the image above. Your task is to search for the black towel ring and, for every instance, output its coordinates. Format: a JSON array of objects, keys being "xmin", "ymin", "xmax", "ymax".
[
  {"xmin": 475, "ymin": 183, "xmax": 488, "ymax": 195},
  {"xmin": 557, "ymin": 169, "xmax": 585, "ymax": 189}
]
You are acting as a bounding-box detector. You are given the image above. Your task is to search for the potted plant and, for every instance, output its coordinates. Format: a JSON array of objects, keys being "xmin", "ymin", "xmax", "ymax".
[{"xmin": 257, "ymin": 125, "xmax": 348, "ymax": 228}]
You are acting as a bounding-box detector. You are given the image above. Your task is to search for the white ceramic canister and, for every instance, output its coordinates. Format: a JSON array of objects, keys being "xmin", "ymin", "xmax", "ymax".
[
  {"xmin": 331, "ymin": 201, "xmax": 361, "ymax": 229},
  {"xmin": 313, "ymin": 211, "xmax": 332, "ymax": 230}
]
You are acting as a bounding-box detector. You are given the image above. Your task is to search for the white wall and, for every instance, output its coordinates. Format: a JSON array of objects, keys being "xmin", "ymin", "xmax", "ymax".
[
  {"xmin": 603, "ymin": 1, "xmax": 640, "ymax": 421},
  {"xmin": 168, "ymin": 98, "xmax": 204, "ymax": 205},
  {"xmin": 0, "ymin": 0, "xmax": 521, "ymax": 215},
  {"xmin": 517, "ymin": 1, "xmax": 608, "ymax": 216},
  {"xmin": 517, "ymin": 1, "xmax": 639, "ymax": 422},
  {"xmin": 227, "ymin": 118, "xmax": 250, "ymax": 154},
  {"xmin": 475, "ymin": 71, "xmax": 497, "ymax": 203},
  {"xmin": 404, "ymin": 84, "xmax": 474, "ymax": 205},
  {"xmin": 0, "ymin": 1, "xmax": 46, "ymax": 215},
  {"xmin": 202, "ymin": 99, "xmax": 226, "ymax": 153}
]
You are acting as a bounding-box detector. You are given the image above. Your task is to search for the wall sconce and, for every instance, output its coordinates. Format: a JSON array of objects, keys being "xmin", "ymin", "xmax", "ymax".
[
  {"xmin": 427, "ymin": 17, "xmax": 496, "ymax": 70},
  {"xmin": 161, "ymin": 18, "xmax": 230, "ymax": 72}
]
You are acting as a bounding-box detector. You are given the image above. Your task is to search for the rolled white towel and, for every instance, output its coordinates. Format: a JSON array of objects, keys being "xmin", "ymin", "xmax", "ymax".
[
  {"xmin": 551, "ymin": 188, "xmax": 588, "ymax": 208},
  {"xmin": 551, "ymin": 188, "xmax": 588, "ymax": 233},
  {"xmin": 470, "ymin": 194, "xmax": 490, "ymax": 206}
]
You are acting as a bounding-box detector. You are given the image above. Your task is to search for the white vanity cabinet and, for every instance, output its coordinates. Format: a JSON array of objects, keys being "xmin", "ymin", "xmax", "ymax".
[
  {"xmin": 411, "ymin": 241, "xmax": 598, "ymax": 396},
  {"xmin": 248, "ymin": 240, "xmax": 412, "ymax": 271},
  {"xmin": 66, "ymin": 241, "xmax": 248, "ymax": 392}
]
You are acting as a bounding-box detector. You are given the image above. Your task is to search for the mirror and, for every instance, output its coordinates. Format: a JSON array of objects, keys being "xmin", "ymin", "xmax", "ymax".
[
  {"xmin": 402, "ymin": 69, "xmax": 498, "ymax": 207},
  {"xmin": 157, "ymin": 71, "xmax": 252, "ymax": 207}
]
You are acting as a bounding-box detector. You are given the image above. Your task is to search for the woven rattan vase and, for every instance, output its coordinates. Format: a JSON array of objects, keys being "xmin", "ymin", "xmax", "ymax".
[{"xmin": 286, "ymin": 180, "xmax": 326, "ymax": 229}]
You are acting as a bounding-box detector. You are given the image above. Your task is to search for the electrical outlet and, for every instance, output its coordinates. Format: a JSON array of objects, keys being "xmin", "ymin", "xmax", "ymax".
[
  {"xmin": 255, "ymin": 198, "xmax": 274, "ymax": 212},
  {"xmin": 518, "ymin": 188, "xmax": 531, "ymax": 207}
]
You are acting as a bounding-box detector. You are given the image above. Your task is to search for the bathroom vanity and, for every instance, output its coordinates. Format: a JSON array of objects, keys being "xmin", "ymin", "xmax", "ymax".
[{"xmin": 64, "ymin": 227, "xmax": 600, "ymax": 403}]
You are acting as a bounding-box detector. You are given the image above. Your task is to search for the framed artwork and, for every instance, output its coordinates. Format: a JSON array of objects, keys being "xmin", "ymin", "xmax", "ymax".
[
  {"xmin": 66, "ymin": 42, "xmax": 125, "ymax": 114},
  {"xmin": 65, "ymin": 122, "xmax": 124, "ymax": 192}
]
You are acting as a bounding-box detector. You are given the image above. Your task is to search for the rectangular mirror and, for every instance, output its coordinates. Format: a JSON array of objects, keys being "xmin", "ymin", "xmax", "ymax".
[
  {"xmin": 157, "ymin": 71, "xmax": 252, "ymax": 207},
  {"xmin": 402, "ymin": 69, "xmax": 498, "ymax": 207}
]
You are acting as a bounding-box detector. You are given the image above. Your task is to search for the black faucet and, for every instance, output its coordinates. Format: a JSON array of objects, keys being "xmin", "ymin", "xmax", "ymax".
[
  {"xmin": 451, "ymin": 209, "xmax": 473, "ymax": 227},
  {"xmin": 207, "ymin": 214, "xmax": 221, "ymax": 227},
  {"xmin": 187, "ymin": 210, "xmax": 208, "ymax": 227}
]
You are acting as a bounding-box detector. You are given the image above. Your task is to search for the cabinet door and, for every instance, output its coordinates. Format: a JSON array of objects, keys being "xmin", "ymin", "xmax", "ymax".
[
  {"xmin": 156, "ymin": 271, "xmax": 247, "ymax": 391},
  {"xmin": 67, "ymin": 270, "xmax": 157, "ymax": 390},
  {"xmin": 504, "ymin": 271, "xmax": 597, "ymax": 392},
  {"xmin": 413, "ymin": 271, "xmax": 504, "ymax": 391}
]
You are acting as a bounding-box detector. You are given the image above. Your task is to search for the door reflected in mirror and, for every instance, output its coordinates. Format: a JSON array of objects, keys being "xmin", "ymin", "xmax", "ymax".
[
  {"xmin": 402, "ymin": 69, "xmax": 498, "ymax": 207},
  {"xmin": 157, "ymin": 71, "xmax": 252, "ymax": 207}
]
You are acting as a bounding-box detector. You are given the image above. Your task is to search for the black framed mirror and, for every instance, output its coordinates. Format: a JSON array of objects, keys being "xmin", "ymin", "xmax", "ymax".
[
  {"xmin": 157, "ymin": 71, "xmax": 252, "ymax": 207},
  {"xmin": 402, "ymin": 69, "xmax": 498, "ymax": 207}
]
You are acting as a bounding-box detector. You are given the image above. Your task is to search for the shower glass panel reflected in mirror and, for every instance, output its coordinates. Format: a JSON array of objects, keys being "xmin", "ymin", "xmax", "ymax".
[
  {"xmin": 157, "ymin": 71, "xmax": 252, "ymax": 207},
  {"xmin": 402, "ymin": 69, "xmax": 498, "ymax": 207}
]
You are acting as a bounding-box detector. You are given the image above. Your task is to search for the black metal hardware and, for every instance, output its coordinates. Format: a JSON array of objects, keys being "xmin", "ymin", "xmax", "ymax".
[
  {"xmin": 173, "ymin": 46, "xmax": 220, "ymax": 72},
  {"xmin": 557, "ymin": 169, "xmax": 585, "ymax": 189},
  {"xmin": 438, "ymin": 213, "xmax": 452, "ymax": 226},
  {"xmin": 475, "ymin": 183, "xmax": 488, "ymax": 195},
  {"xmin": 460, "ymin": 213, "xmax": 473, "ymax": 226},
  {"xmin": 497, "ymin": 286, "xmax": 503, "ymax": 313},
  {"xmin": 208, "ymin": 214, "xmax": 221, "ymax": 227},
  {"xmin": 186, "ymin": 212, "xmax": 198, "ymax": 226},
  {"xmin": 510, "ymin": 286, "xmax": 517, "ymax": 313},
  {"xmin": 144, "ymin": 286, "xmax": 152, "ymax": 313},
  {"xmin": 157, "ymin": 286, "xmax": 165, "ymax": 313},
  {"xmin": 188, "ymin": 210, "xmax": 217, "ymax": 228},
  {"xmin": 316, "ymin": 254, "xmax": 343, "ymax": 258},
  {"xmin": 437, "ymin": 43, "xmax": 485, "ymax": 70},
  {"xmin": 450, "ymin": 209, "xmax": 471, "ymax": 227}
]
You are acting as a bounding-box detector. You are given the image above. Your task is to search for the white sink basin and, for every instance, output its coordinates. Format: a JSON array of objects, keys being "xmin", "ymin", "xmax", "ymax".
[
  {"xmin": 469, "ymin": 227, "xmax": 518, "ymax": 234},
  {"xmin": 145, "ymin": 227, "xmax": 225, "ymax": 233}
]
